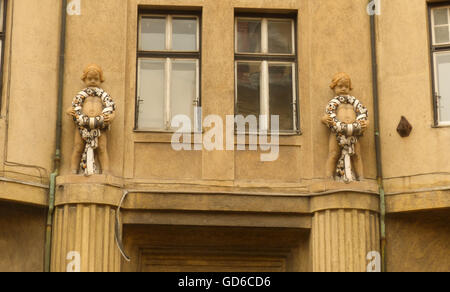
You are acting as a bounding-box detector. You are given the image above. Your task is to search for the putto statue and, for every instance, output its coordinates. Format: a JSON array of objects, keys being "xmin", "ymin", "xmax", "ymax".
[
  {"xmin": 66, "ymin": 64, "xmax": 116, "ymax": 176},
  {"xmin": 321, "ymin": 73, "xmax": 369, "ymax": 183}
]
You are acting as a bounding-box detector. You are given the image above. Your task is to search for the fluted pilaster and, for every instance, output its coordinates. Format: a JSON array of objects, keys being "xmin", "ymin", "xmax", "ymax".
[
  {"xmin": 51, "ymin": 204, "xmax": 121, "ymax": 272},
  {"xmin": 311, "ymin": 209, "xmax": 380, "ymax": 272}
]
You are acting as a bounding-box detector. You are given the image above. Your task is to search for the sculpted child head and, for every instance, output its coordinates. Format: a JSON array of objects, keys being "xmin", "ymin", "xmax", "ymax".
[
  {"xmin": 81, "ymin": 64, "xmax": 105, "ymax": 88},
  {"xmin": 330, "ymin": 72, "xmax": 352, "ymax": 96}
]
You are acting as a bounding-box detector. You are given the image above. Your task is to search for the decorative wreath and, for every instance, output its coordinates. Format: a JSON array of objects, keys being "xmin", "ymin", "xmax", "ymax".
[
  {"xmin": 70, "ymin": 87, "xmax": 116, "ymax": 175},
  {"xmin": 325, "ymin": 95, "xmax": 368, "ymax": 136},
  {"xmin": 71, "ymin": 87, "xmax": 116, "ymax": 130},
  {"xmin": 325, "ymin": 95, "xmax": 368, "ymax": 183}
]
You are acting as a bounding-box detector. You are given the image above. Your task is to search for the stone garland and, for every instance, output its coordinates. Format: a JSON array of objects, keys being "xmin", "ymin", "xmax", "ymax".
[
  {"xmin": 71, "ymin": 87, "xmax": 116, "ymax": 175},
  {"xmin": 325, "ymin": 95, "xmax": 368, "ymax": 183}
]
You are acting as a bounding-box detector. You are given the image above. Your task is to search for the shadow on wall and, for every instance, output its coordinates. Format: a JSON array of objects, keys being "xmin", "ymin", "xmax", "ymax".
[
  {"xmin": 0, "ymin": 201, "xmax": 47, "ymax": 272},
  {"xmin": 386, "ymin": 209, "xmax": 450, "ymax": 272}
]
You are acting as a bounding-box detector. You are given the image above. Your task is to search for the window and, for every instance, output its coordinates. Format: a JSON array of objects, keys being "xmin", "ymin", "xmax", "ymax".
[
  {"xmin": 136, "ymin": 11, "xmax": 201, "ymax": 131},
  {"xmin": 0, "ymin": 0, "xmax": 7, "ymax": 108},
  {"xmin": 235, "ymin": 14, "xmax": 298, "ymax": 133},
  {"xmin": 430, "ymin": 5, "xmax": 450, "ymax": 125}
]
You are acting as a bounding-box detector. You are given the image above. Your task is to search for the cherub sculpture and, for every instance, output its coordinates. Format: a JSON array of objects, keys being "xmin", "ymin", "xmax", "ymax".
[
  {"xmin": 321, "ymin": 73, "xmax": 369, "ymax": 183},
  {"xmin": 66, "ymin": 64, "xmax": 116, "ymax": 175}
]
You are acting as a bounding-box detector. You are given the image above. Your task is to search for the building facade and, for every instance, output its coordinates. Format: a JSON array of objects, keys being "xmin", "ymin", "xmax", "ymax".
[{"xmin": 0, "ymin": 0, "xmax": 449, "ymax": 272}]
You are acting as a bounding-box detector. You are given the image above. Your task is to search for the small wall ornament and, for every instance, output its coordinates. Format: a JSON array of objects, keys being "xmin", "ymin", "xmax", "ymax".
[
  {"xmin": 322, "ymin": 73, "xmax": 369, "ymax": 183},
  {"xmin": 66, "ymin": 64, "xmax": 116, "ymax": 176},
  {"xmin": 396, "ymin": 116, "xmax": 412, "ymax": 137}
]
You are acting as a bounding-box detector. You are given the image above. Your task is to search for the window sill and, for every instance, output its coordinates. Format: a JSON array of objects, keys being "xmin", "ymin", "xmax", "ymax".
[
  {"xmin": 235, "ymin": 130, "xmax": 302, "ymax": 136},
  {"xmin": 432, "ymin": 122, "xmax": 450, "ymax": 128},
  {"xmin": 132, "ymin": 129, "xmax": 302, "ymax": 146},
  {"xmin": 133, "ymin": 129, "xmax": 302, "ymax": 136},
  {"xmin": 134, "ymin": 129, "xmax": 203, "ymax": 134}
]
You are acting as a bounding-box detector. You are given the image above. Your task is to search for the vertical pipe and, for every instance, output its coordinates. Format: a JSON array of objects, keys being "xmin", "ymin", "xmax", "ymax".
[
  {"xmin": 369, "ymin": 0, "xmax": 386, "ymax": 272},
  {"xmin": 44, "ymin": 0, "xmax": 67, "ymax": 272},
  {"xmin": 0, "ymin": 0, "xmax": 9, "ymax": 108}
]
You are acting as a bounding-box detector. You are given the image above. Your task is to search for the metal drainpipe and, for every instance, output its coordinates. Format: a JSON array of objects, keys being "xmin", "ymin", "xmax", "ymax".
[
  {"xmin": 369, "ymin": 1, "xmax": 386, "ymax": 272},
  {"xmin": 44, "ymin": 0, "xmax": 67, "ymax": 272}
]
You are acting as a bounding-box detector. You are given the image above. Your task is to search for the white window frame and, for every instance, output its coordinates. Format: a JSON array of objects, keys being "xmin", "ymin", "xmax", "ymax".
[
  {"xmin": 432, "ymin": 52, "xmax": 450, "ymax": 126},
  {"xmin": 431, "ymin": 6, "xmax": 450, "ymax": 126},
  {"xmin": 138, "ymin": 14, "xmax": 200, "ymax": 52},
  {"xmin": 136, "ymin": 13, "xmax": 201, "ymax": 132},
  {"xmin": 235, "ymin": 15, "xmax": 298, "ymax": 133},
  {"xmin": 235, "ymin": 17, "xmax": 296, "ymax": 55},
  {"xmin": 431, "ymin": 6, "xmax": 450, "ymax": 46},
  {"xmin": 137, "ymin": 58, "xmax": 200, "ymax": 131}
]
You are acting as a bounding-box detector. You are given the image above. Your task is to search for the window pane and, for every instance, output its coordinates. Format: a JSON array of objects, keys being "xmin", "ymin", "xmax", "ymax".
[
  {"xmin": 140, "ymin": 17, "xmax": 166, "ymax": 51},
  {"xmin": 268, "ymin": 20, "xmax": 293, "ymax": 54},
  {"xmin": 172, "ymin": 18, "xmax": 197, "ymax": 51},
  {"xmin": 237, "ymin": 20, "xmax": 261, "ymax": 53},
  {"xmin": 269, "ymin": 64, "xmax": 294, "ymax": 131},
  {"xmin": 171, "ymin": 60, "xmax": 197, "ymax": 128},
  {"xmin": 435, "ymin": 26, "xmax": 450, "ymax": 44},
  {"xmin": 236, "ymin": 62, "xmax": 261, "ymax": 129},
  {"xmin": 434, "ymin": 8, "xmax": 448, "ymax": 26},
  {"xmin": 138, "ymin": 59, "xmax": 166, "ymax": 129},
  {"xmin": 436, "ymin": 53, "xmax": 450, "ymax": 122}
]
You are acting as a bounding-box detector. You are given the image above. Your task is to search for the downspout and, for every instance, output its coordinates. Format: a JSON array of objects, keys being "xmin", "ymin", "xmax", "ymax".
[
  {"xmin": 369, "ymin": 1, "xmax": 386, "ymax": 272},
  {"xmin": 44, "ymin": 0, "xmax": 67, "ymax": 272}
]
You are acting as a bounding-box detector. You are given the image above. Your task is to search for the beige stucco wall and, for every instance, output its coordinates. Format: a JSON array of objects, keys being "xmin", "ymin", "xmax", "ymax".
[
  {"xmin": 61, "ymin": 0, "xmax": 127, "ymax": 178},
  {"xmin": 378, "ymin": 2, "xmax": 450, "ymax": 273},
  {"xmin": 0, "ymin": 0, "xmax": 377, "ymax": 191},
  {"xmin": 0, "ymin": 201, "xmax": 46, "ymax": 272},
  {"xmin": 377, "ymin": 0, "xmax": 450, "ymax": 192},
  {"xmin": 0, "ymin": 0, "xmax": 60, "ymax": 180},
  {"xmin": 118, "ymin": 0, "xmax": 377, "ymax": 182},
  {"xmin": 0, "ymin": 0, "xmax": 447, "ymax": 195},
  {"xmin": 386, "ymin": 210, "xmax": 450, "ymax": 272},
  {"xmin": 0, "ymin": 0, "xmax": 447, "ymax": 272}
]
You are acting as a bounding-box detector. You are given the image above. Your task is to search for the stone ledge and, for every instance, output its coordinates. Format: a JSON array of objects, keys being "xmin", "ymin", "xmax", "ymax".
[
  {"xmin": 18, "ymin": 172, "xmax": 449, "ymax": 216},
  {"xmin": 384, "ymin": 173, "xmax": 450, "ymax": 194},
  {"xmin": 122, "ymin": 211, "xmax": 312, "ymax": 229},
  {"xmin": 56, "ymin": 175, "xmax": 379, "ymax": 197},
  {"xmin": 386, "ymin": 190, "xmax": 450, "ymax": 213},
  {"xmin": 308, "ymin": 179, "xmax": 378, "ymax": 195},
  {"xmin": 310, "ymin": 192, "xmax": 380, "ymax": 213},
  {"xmin": 0, "ymin": 179, "xmax": 48, "ymax": 206},
  {"xmin": 56, "ymin": 174, "xmax": 123, "ymax": 187},
  {"xmin": 55, "ymin": 181, "xmax": 380, "ymax": 215},
  {"xmin": 55, "ymin": 183, "xmax": 122, "ymax": 207}
]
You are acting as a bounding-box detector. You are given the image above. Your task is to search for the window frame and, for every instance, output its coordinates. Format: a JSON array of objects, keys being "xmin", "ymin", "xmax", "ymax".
[
  {"xmin": 0, "ymin": 0, "xmax": 8, "ymax": 110},
  {"xmin": 234, "ymin": 12, "xmax": 300, "ymax": 134},
  {"xmin": 135, "ymin": 10, "xmax": 202, "ymax": 132},
  {"xmin": 429, "ymin": 3, "xmax": 450, "ymax": 126}
]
